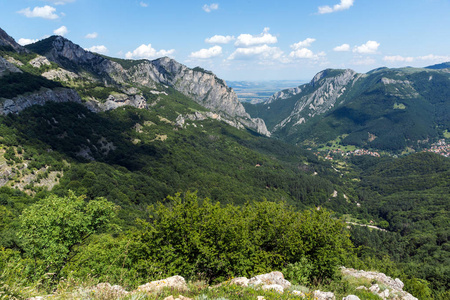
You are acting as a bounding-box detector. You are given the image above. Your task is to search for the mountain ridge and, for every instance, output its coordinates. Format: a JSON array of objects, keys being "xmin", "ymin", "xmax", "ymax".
[
  {"xmin": 0, "ymin": 29, "xmax": 269, "ymax": 136},
  {"xmin": 245, "ymin": 65, "xmax": 450, "ymax": 151}
]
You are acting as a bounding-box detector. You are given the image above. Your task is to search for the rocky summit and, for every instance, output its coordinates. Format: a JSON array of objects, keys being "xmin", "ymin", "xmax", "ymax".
[{"xmin": 18, "ymin": 33, "xmax": 269, "ymax": 136}]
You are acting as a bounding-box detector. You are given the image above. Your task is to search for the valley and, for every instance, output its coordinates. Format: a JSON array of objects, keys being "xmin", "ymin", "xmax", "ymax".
[{"xmin": 0, "ymin": 26, "xmax": 449, "ymax": 300}]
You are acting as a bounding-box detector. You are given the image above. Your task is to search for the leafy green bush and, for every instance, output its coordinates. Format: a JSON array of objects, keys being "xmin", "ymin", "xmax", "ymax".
[
  {"xmin": 130, "ymin": 192, "xmax": 353, "ymax": 283},
  {"xmin": 282, "ymin": 257, "xmax": 313, "ymax": 286}
]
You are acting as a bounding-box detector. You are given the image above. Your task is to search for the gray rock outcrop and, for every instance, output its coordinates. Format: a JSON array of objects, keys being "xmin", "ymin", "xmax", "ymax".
[
  {"xmin": 85, "ymin": 94, "xmax": 147, "ymax": 112},
  {"xmin": 313, "ymin": 290, "xmax": 336, "ymax": 300},
  {"xmin": 342, "ymin": 296, "xmax": 360, "ymax": 300},
  {"xmin": 32, "ymin": 36, "xmax": 269, "ymax": 135},
  {"xmin": 0, "ymin": 56, "xmax": 22, "ymax": 76},
  {"xmin": 0, "ymin": 27, "xmax": 27, "ymax": 53},
  {"xmin": 341, "ymin": 267, "xmax": 417, "ymax": 300},
  {"xmin": 248, "ymin": 271, "xmax": 291, "ymax": 289},
  {"xmin": 136, "ymin": 275, "xmax": 188, "ymax": 293},
  {"xmin": 0, "ymin": 88, "xmax": 82, "ymax": 115},
  {"xmin": 271, "ymin": 69, "xmax": 357, "ymax": 132}
]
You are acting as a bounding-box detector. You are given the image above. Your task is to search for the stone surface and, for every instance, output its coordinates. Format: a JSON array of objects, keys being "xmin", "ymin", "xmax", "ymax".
[
  {"xmin": 85, "ymin": 94, "xmax": 147, "ymax": 112},
  {"xmin": 271, "ymin": 69, "xmax": 358, "ymax": 133},
  {"xmin": 36, "ymin": 36, "xmax": 270, "ymax": 136},
  {"xmin": 313, "ymin": 290, "xmax": 336, "ymax": 300},
  {"xmin": 29, "ymin": 56, "xmax": 51, "ymax": 68},
  {"xmin": 261, "ymin": 284, "xmax": 284, "ymax": 293},
  {"xmin": 0, "ymin": 88, "xmax": 82, "ymax": 115},
  {"xmin": 292, "ymin": 290, "xmax": 306, "ymax": 297},
  {"xmin": 248, "ymin": 271, "xmax": 291, "ymax": 289},
  {"xmin": 342, "ymin": 296, "xmax": 360, "ymax": 300},
  {"xmin": 0, "ymin": 27, "xmax": 27, "ymax": 53},
  {"xmin": 229, "ymin": 277, "xmax": 250, "ymax": 287},
  {"xmin": 0, "ymin": 56, "xmax": 22, "ymax": 76},
  {"xmin": 137, "ymin": 275, "xmax": 188, "ymax": 293},
  {"xmin": 341, "ymin": 267, "xmax": 418, "ymax": 300}
]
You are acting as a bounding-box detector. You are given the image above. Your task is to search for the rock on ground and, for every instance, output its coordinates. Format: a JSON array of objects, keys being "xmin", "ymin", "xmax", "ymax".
[
  {"xmin": 313, "ymin": 290, "xmax": 336, "ymax": 300},
  {"xmin": 137, "ymin": 275, "xmax": 188, "ymax": 293},
  {"xmin": 248, "ymin": 271, "xmax": 291, "ymax": 289},
  {"xmin": 343, "ymin": 296, "xmax": 360, "ymax": 300}
]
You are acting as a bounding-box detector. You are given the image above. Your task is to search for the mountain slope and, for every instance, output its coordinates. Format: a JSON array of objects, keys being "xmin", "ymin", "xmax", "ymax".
[
  {"xmin": 246, "ymin": 66, "xmax": 450, "ymax": 151},
  {"xmin": 24, "ymin": 35, "xmax": 269, "ymax": 135}
]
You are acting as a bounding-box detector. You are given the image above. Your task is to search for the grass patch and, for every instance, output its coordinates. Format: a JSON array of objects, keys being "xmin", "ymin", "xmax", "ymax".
[{"xmin": 393, "ymin": 103, "xmax": 406, "ymax": 110}]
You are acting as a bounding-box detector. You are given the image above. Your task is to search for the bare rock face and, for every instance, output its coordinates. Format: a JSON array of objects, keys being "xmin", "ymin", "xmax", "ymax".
[
  {"xmin": 313, "ymin": 290, "xmax": 336, "ymax": 300},
  {"xmin": 127, "ymin": 57, "xmax": 270, "ymax": 136},
  {"xmin": 229, "ymin": 277, "xmax": 250, "ymax": 287},
  {"xmin": 85, "ymin": 94, "xmax": 147, "ymax": 112},
  {"xmin": 26, "ymin": 36, "xmax": 269, "ymax": 135},
  {"xmin": 0, "ymin": 56, "xmax": 22, "ymax": 76},
  {"xmin": 136, "ymin": 275, "xmax": 188, "ymax": 293},
  {"xmin": 29, "ymin": 56, "xmax": 51, "ymax": 69},
  {"xmin": 248, "ymin": 271, "xmax": 291, "ymax": 289},
  {"xmin": 341, "ymin": 267, "xmax": 418, "ymax": 300},
  {"xmin": 267, "ymin": 86, "xmax": 302, "ymax": 104},
  {"xmin": 0, "ymin": 27, "xmax": 27, "ymax": 53},
  {"xmin": 272, "ymin": 69, "xmax": 357, "ymax": 133},
  {"xmin": 0, "ymin": 88, "xmax": 82, "ymax": 115},
  {"xmin": 343, "ymin": 296, "xmax": 360, "ymax": 300}
]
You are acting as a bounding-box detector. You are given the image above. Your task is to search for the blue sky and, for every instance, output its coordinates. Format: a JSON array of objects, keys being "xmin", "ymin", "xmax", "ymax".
[{"xmin": 1, "ymin": 0, "xmax": 450, "ymax": 80}]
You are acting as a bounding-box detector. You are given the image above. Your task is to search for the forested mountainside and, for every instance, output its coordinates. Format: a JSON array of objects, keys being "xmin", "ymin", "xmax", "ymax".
[
  {"xmin": 0, "ymin": 27, "xmax": 448, "ymax": 299},
  {"xmin": 244, "ymin": 66, "xmax": 450, "ymax": 152}
]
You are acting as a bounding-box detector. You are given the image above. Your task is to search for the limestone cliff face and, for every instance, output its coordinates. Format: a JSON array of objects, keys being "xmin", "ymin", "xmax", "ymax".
[
  {"xmin": 271, "ymin": 69, "xmax": 358, "ymax": 132},
  {"xmin": 43, "ymin": 36, "xmax": 127, "ymax": 84},
  {"xmin": 0, "ymin": 27, "xmax": 27, "ymax": 53},
  {"xmin": 150, "ymin": 58, "xmax": 249, "ymax": 118},
  {"xmin": 266, "ymin": 86, "xmax": 302, "ymax": 105},
  {"xmin": 0, "ymin": 56, "xmax": 22, "ymax": 76},
  {"xmin": 0, "ymin": 88, "xmax": 82, "ymax": 115},
  {"xmin": 32, "ymin": 36, "xmax": 269, "ymax": 135}
]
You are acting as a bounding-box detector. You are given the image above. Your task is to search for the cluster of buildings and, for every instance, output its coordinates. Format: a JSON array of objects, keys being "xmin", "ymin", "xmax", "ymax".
[
  {"xmin": 319, "ymin": 148, "xmax": 381, "ymax": 160},
  {"xmin": 423, "ymin": 139, "xmax": 450, "ymax": 157}
]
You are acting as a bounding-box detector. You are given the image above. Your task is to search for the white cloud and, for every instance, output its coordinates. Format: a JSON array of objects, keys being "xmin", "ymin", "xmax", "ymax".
[
  {"xmin": 318, "ymin": 0, "xmax": 354, "ymax": 14},
  {"xmin": 291, "ymin": 38, "xmax": 316, "ymax": 50},
  {"xmin": 333, "ymin": 43, "xmax": 350, "ymax": 52},
  {"xmin": 18, "ymin": 38, "xmax": 39, "ymax": 46},
  {"xmin": 383, "ymin": 55, "xmax": 414, "ymax": 63},
  {"xmin": 289, "ymin": 48, "xmax": 326, "ymax": 60},
  {"xmin": 353, "ymin": 40, "xmax": 380, "ymax": 54},
  {"xmin": 417, "ymin": 54, "xmax": 450, "ymax": 62},
  {"xmin": 140, "ymin": 1, "xmax": 148, "ymax": 7},
  {"xmin": 203, "ymin": 3, "xmax": 219, "ymax": 13},
  {"xmin": 45, "ymin": 0, "xmax": 75, "ymax": 5},
  {"xmin": 18, "ymin": 5, "xmax": 59, "ymax": 19},
  {"xmin": 189, "ymin": 46, "xmax": 222, "ymax": 59},
  {"xmin": 383, "ymin": 54, "xmax": 450, "ymax": 63},
  {"xmin": 352, "ymin": 57, "xmax": 376, "ymax": 65},
  {"xmin": 85, "ymin": 45, "xmax": 108, "ymax": 54},
  {"xmin": 228, "ymin": 45, "xmax": 284, "ymax": 61},
  {"xmin": 54, "ymin": 26, "xmax": 68, "ymax": 36},
  {"xmin": 235, "ymin": 28, "xmax": 277, "ymax": 47},
  {"xmin": 125, "ymin": 44, "xmax": 175, "ymax": 59},
  {"xmin": 205, "ymin": 35, "xmax": 235, "ymax": 44},
  {"xmin": 85, "ymin": 32, "xmax": 98, "ymax": 39}
]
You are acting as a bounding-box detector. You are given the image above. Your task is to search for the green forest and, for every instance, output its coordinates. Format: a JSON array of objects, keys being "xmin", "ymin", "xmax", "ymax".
[
  {"xmin": 0, "ymin": 98, "xmax": 448, "ymax": 299},
  {"xmin": 0, "ymin": 40, "xmax": 448, "ymax": 299}
]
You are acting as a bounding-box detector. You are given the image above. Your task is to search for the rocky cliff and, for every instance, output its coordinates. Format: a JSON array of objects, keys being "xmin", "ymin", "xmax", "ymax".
[
  {"xmin": 0, "ymin": 27, "xmax": 27, "ymax": 53},
  {"xmin": 0, "ymin": 56, "xmax": 22, "ymax": 76},
  {"xmin": 271, "ymin": 69, "xmax": 358, "ymax": 132},
  {"xmin": 24, "ymin": 35, "xmax": 269, "ymax": 135},
  {"xmin": 0, "ymin": 88, "xmax": 82, "ymax": 115}
]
